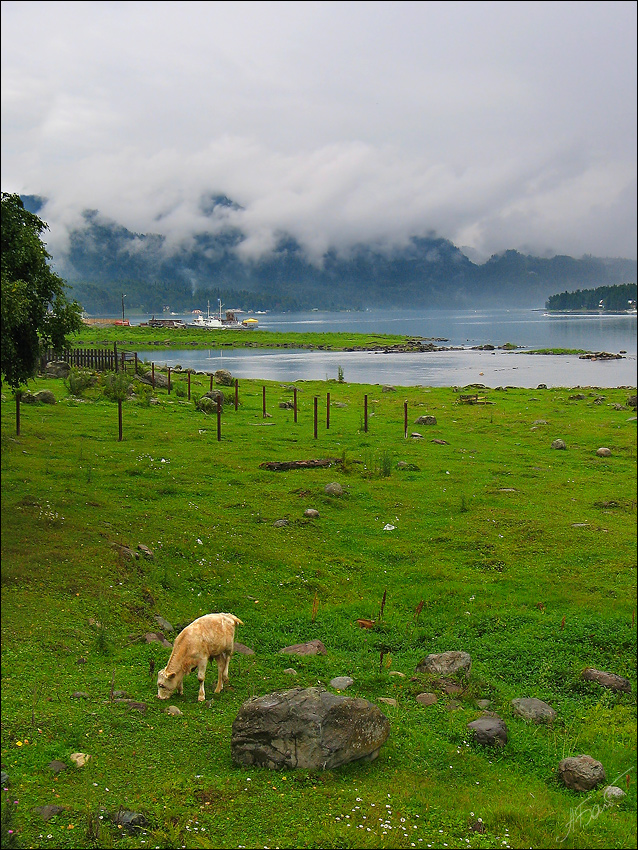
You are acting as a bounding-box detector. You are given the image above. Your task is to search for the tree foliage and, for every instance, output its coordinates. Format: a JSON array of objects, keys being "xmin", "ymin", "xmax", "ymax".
[
  {"xmin": 1, "ymin": 192, "xmax": 83, "ymax": 389},
  {"xmin": 545, "ymin": 282, "xmax": 637, "ymax": 311}
]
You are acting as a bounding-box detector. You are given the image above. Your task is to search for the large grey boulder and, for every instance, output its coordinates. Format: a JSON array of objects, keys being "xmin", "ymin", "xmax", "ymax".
[
  {"xmin": 231, "ymin": 687, "xmax": 390, "ymax": 770},
  {"xmin": 558, "ymin": 755, "xmax": 605, "ymax": 791},
  {"xmin": 415, "ymin": 651, "xmax": 472, "ymax": 679}
]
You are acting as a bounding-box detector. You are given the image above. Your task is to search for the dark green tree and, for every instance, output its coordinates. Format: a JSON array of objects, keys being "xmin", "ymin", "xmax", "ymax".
[{"xmin": 1, "ymin": 192, "xmax": 83, "ymax": 389}]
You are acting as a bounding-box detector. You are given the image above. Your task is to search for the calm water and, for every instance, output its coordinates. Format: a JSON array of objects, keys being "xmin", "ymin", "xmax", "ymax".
[{"xmin": 126, "ymin": 307, "xmax": 636, "ymax": 388}]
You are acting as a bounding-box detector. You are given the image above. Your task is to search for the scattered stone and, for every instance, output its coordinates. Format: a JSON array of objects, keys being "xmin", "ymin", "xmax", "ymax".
[
  {"xmin": 111, "ymin": 543, "xmax": 139, "ymax": 561},
  {"xmin": 511, "ymin": 697, "xmax": 556, "ymax": 724},
  {"xmin": 70, "ymin": 752, "xmax": 90, "ymax": 768},
  {"xmin": 432, "ymin": 439, "xmax": 448, "ymax": 445},
  {"xmin": 114, "ymin": 699, "xmax": 148, "ymax": 713},
  {"xmin": 137, "ymin": 544, "xmax": 154, "ymax": 560},
  {"xmin": 234, "ymin": 642, "xmax": 255, "ymax": 655},
  {"xmin": 0, "ymin": 770, "xmax": 8, "ymax": 786},
  {"xmin": 532, "ymin": 419, "xmax": 548, "ymax": 425},
  {"xmin": 324, "ymin": 482, "xmax": 343, "ymax": 496},
  {"xmin": 603, "ymin": 785, "xmax": 627, "ymax": 802},
  {"xmin": 388, "ymin": 671, "xmax": 406, "ymax": 678},
  {"xmin": 596, "ymin": 447, "xmax": 612, "ymax": 457},
  {"xmin": 475, "ymin": 699, "xmax": 491, "ymax": 710},
  {"xmin": 279, "ymin": 401, "xmax": 295, "ymax": 409},
  {"xmin": 569, "ymin": 393, "xmax": 586, "ymax": 400},
  {"xmin": 48, "ymin": 760, "xmax": 67, "ymax": 774},
  {"xmin": 330, "ymin": 676, "xmax": 354, "ymax": 690},
  {"xmin": 283, "ymin": 668, "xmax": 297, "ymax": 676},
  {"xmin": 537, "ymin": 384, "xmax": 547, "ymax": 389},
  {"xmin": 382, "ymin": 385, "xmax": 396, "ymax": 392},
  {"xmin": 213, "ymin": 369, "xmax": 234, "ymax": 386},
  {"xmin": 34, "ymin": 805, "xmax": 65, "ymax": 821},
  {"xmin": 109, "ymin": 810, "xmax": 149, "ymax": 831},
  {"xmin": 558, "ymin": 755, "xmax": 605, "ymax": 791},
  {"xmin": 443, "ymin": 682, "xmax": 464, "ymax": 695},
  {"xmin": 273, "ymin": 519, "xmax": 289, "ymax": 527},
  {"xmin": 551, "ymin": 439, "xmax": 567, "ymax": 450},
  {"xmin": 469, "ymin": 820, "xmax": 486, "ymax": 834},
  {"xmin": 45, "ymin": 360, "xmax": 71, "ymax": 378},
  {"xmin": 410, "ymin": 432, "xmax": 423, "ymax": 439},
  {"xmin": 378, "ymin": 698, "xmax": 398, "ymax": 707},
  {"xmin": 581, "ymin": 668, "xmax": 631, "ymax": 693},
  {"xmin": 467, "ymin": 714, "xmax": 508, "ymax": 747},
  {"xmin": 414, "ymin": 415, "xmax": 437, "ymax": 425},
  {"xmin": 36, "ymin": 389, "xmax": 57, "ymax": 404},
  {"xmin": 70, "ymin": 691, "xmax": 90, "ymax": 700},
  {"xmin": 396, "ymin": 461, "xmax": 420, "ymax": 470},
  {"xmin": 144, "ymin": 632, "xmax": 172, "ymax": 647},
  {"xmin": 111, "ymin": 690, "xmax": 131, "ymax": 699},
  {"xmin": 304, "ymin": 509, "xmax": 320, "ymax": 518},
  {"xmin": 166, "ymin": 706, "xmax": 182, "ymax": 716},
  {"xmin": 154, "ymin": 615, "xmax": 174, "ymax": 632},
  {"xmin": 231, "ymin": 687, "xmax": 390, "ymax": 770},
  {"xmin": 416, "ymin": 692, "xmax": 438, "ymax": 706},
  {"xmin": 280, "ymin": 639, "xmax": 327, "ymax": 656},
  {"xmin": 416, "ymin": 651, "xmax": 472, "ymax": 679}
]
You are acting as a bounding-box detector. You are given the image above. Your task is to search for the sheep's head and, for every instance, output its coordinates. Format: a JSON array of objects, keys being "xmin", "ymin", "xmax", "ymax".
[{"xmin": 156, "ymin": 668, "xmax": 178, "ymax": 699}]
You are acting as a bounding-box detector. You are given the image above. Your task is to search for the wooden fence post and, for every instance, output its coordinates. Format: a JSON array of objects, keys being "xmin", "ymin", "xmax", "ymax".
[
  {"xmin": 404, "ymin": 400, "xmax": 408, "ymax": 438},
  {"xmin": 217, "ymin": 396, "xmax": 222, "ymax": 441},
  {"xmin": 118, "ymin": 400, "xmax": 123, "ymax": 441},
  {"xmin": 314, "ymin": 396, "xmax": 318, "ymax": 439},
  {"xmin": 364, "ymin": 394, "xmax": 368, "ymax": 433},
  {"xmin": 114, "ymin": 343, "xmax": 118, "ymax": 372},
  {"xmin": 234, "ymin": 378, "xmax": 238, "ymax": 411},
  {"xmin": 326, "ymin": 392, "xmax": 330, "ymax": 429},
  {"xmin": 294, "ymin": 387, "xmax": 298, "ymax": 423},
  {"xmin": 210, "ymin": 374, "xmax": 213, "ymax": 392}
]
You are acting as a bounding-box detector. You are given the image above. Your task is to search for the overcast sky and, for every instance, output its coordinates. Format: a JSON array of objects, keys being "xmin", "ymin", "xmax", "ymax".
[{"xmin": 2, "ymin": 0, "xmax": 636, "ymax": 264}]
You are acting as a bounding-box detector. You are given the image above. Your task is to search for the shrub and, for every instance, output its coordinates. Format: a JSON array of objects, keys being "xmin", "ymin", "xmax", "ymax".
[
  {"xmin": 64, "ymin": 367, "xmax": 95, "ymax": 397},
  {"xmin": 100, "ymin": 370, "xmax": 133, "ymax": 402}
]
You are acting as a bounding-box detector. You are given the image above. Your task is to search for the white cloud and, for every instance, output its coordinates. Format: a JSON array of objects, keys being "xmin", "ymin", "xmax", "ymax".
[{"xmin": 2, "ymin": 0, "xmax": 636, "ymax": 262}]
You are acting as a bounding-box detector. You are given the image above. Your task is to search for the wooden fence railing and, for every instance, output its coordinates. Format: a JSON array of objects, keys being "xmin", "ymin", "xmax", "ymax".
[{"xmin": 40, "ymin": 345, "xmax": 136, "ymax": 373}]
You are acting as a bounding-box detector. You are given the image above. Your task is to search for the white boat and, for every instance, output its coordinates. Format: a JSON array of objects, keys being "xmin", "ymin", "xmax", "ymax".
[{"xmin": 190, "ymin": 301, "xmax": 224, "ymax": 328}]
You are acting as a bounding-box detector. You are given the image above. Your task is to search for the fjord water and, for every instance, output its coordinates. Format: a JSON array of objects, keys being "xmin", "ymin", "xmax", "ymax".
[{"xmin": 131, "ymin": 307, "xmax": 637, "ymax": 388}]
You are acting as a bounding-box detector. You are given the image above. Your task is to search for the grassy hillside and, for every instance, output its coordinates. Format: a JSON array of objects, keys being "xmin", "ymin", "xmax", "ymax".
[{"xmin": 1, "ymin": 367, "xmax": 636, "ymax": 849}]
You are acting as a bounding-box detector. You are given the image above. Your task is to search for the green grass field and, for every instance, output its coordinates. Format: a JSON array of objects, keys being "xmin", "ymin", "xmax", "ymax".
[{"xmin": 1, "ymin": 362, "xmax": 636, "ymax": 849}]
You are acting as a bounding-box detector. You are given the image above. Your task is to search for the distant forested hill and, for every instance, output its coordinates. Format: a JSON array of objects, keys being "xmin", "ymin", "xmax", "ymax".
[
  {"xmin": 545, "ymin": 282, "xmax": 637, "ymax": 311},
  {"xmin": 20, "ymin": 194, "xmax": 638, "ymax": 313}
]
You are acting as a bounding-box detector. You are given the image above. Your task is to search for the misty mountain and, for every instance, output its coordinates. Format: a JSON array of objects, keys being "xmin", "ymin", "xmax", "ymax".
[{"xmin": 21, "ymin": 194, "xmax": 637, "ymax": 314}]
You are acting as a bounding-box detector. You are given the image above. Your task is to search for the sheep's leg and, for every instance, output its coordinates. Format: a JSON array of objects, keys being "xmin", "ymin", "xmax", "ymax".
[
  {"xmin": 196, "ymin": 658, "xmax": 208, "ymax": 702},
  {"xmin": 214, "ymin": 654, "xmax": 227, "ymax": 693},
  {"xmin": 221, "ymin": 652, "xmax": 231, "ymax": 684}
]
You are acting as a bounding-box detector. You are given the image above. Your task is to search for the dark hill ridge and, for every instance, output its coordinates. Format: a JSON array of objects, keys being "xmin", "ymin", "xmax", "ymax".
[{"xmin": 20, "ymin": 194, "xmax": 637, "ymax": 314}]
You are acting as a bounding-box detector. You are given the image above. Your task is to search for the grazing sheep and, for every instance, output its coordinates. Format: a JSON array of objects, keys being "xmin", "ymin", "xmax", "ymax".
[{"xmin": 156, "ymin": 613, "xmax": 244, "ymax": 702}]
